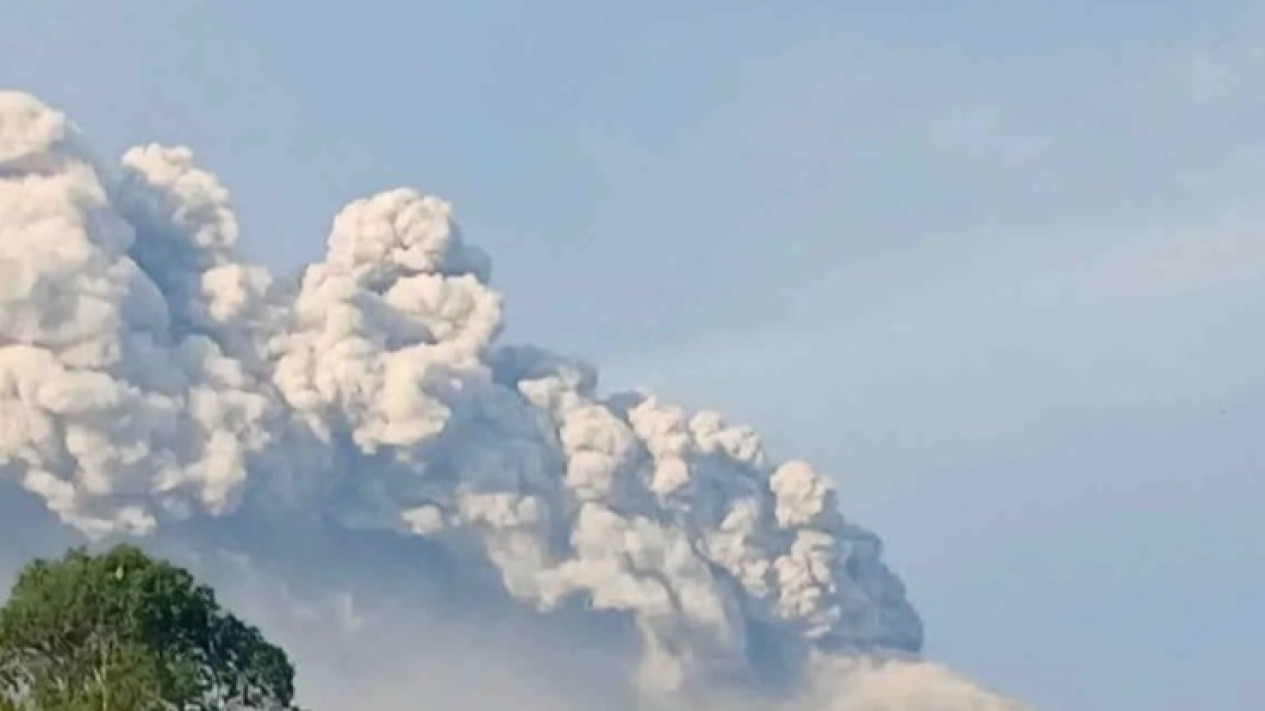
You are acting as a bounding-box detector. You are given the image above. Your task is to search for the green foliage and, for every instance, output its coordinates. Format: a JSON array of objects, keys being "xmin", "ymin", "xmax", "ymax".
[{"xmin": 0, "ymin": 544, "xmax": 300, "ymax": 710}]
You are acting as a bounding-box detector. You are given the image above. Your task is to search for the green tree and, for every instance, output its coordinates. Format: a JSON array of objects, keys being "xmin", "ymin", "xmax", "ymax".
[{"xmin": 0, "ymin": 544, "xmax": 300, "ymax": 710}]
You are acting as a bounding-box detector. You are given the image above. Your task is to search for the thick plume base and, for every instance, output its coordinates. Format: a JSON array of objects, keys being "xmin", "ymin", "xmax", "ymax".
[{"xmin": 0, "ymin": 91, "xmax": 1026, "ymax": 710}]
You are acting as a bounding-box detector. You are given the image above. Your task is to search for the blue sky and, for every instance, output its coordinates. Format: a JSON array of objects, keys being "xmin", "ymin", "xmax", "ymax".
[{"xmin": 4, "ymin": 2, "xmax": 1264, "ymax": 709}]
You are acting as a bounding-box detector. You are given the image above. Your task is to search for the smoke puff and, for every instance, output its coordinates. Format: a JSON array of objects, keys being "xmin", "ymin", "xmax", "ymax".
[{"xmin": 0, "ymin": 91, "xmax": 1027, "ymax": 710}]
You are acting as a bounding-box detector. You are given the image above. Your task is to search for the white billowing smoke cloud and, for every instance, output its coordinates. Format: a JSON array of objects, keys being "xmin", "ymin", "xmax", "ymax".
[{"xmin": 0, "ymin": 91, "xmax": 1028, "ymax": 710}]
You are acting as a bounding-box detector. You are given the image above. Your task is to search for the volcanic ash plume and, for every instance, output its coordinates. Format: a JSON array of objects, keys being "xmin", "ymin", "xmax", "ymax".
[{"xmin": 0, "ymin": 90, "xmax": 1028, "ymax": 710}]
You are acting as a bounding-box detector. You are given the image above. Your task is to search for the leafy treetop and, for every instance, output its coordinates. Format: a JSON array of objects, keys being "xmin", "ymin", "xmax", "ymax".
[{"xmin": 0, "ymin": 544, "xmax": 301, "ymax": 711}]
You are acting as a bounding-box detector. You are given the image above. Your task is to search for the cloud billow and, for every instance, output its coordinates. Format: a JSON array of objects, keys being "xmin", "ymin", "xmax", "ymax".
[{"xmin": 0, "ymin": 90, "xmax": 1025, "ymax": 711}]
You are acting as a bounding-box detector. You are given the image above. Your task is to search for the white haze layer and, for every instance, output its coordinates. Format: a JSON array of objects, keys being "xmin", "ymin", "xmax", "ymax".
[{"xmin": 0, "ymin": 91, "xmax": 1028, "ymax": 710}]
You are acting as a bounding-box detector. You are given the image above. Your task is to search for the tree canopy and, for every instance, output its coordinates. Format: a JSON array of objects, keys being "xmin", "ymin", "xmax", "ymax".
[{"xmin": 0, "ymin": 544, "xmax": 300, "ymax": 710}]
